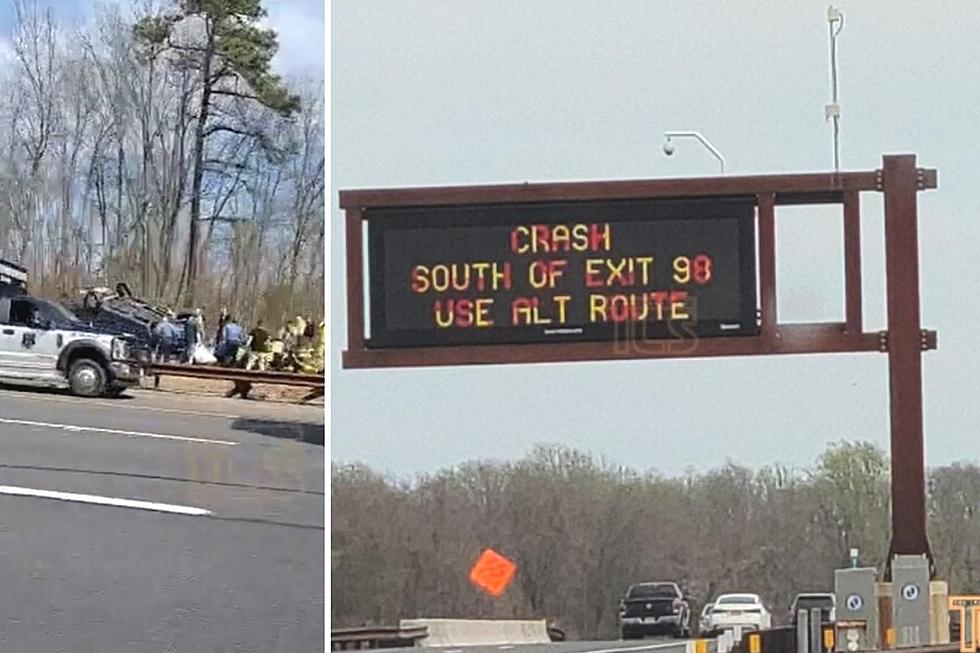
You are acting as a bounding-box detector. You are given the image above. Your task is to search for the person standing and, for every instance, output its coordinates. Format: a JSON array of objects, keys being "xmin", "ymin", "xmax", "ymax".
[
  {"xmin": 184, "ymin": 309, "xmax": 202, "ymax": 364},
  {"xmin": 217, "ymin": 315, "xmax": 245, "ymax": 365},
  {"xmin": 246, "ymin": 320, "xmax": 271, "ymax": 370},
  {"xmin": 154, "ymin": 317, "xmax": 178, "ymax": 363},
  {"xmin": 215, "ymin": 307, "xmax": 229, "ymax": 349}
]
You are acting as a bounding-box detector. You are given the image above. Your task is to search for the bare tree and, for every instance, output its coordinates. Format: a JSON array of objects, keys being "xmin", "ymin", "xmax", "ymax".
[
  {"xmin": 0, "ymin": 0, "xmax": 322, "ymax": 329},
  {"xmin": 11, "ymin": 0, "xmax": 60, "ymax": 279},
  {"xmin": 331, "ymin": 442, "xmax": 932, "ymax": 639}
]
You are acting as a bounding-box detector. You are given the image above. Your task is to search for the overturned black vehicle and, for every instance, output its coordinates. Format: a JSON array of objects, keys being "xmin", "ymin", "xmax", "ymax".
[{"xmin": 67, "ymin": 282, "xmax": 190, "ymax": 359}]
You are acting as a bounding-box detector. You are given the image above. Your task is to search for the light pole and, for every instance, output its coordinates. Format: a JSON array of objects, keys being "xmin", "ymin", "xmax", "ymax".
[
  {"xmin": 662, "ymin": 131, "xmax": 726, "ymax": 174},
  {"xmin": 827, "ymin": 5, "xmax": 844, "ymax": 172}
]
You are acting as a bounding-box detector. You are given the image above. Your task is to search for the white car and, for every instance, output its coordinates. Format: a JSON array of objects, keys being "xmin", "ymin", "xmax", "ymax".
[{"xmin": 706, "ymin": 593, "xmax": 772, "ymax": 632}]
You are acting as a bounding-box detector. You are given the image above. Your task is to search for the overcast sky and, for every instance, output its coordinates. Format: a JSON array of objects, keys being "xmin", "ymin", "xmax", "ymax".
[{"xmin": 331, "ymin": 0, "xmax": 980, "ymax": 479}]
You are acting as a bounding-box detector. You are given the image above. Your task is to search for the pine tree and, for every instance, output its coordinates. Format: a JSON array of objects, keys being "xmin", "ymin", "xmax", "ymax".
[{"xmin": 135, "ymin": 0, "xmax": 301, "ymax": 305}]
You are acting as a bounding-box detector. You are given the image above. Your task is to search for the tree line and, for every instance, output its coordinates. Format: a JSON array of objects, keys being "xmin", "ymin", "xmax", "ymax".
[
  {"xmin": 0, "ymin": 0, "xmax": 324, "ymax": 326},
  {"xmin": 332, "ymin": 442, "xmax": 980, "ymax": 640}
]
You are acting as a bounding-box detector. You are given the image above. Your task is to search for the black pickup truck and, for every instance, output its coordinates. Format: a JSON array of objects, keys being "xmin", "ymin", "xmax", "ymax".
[{"xmin": 619, "ymin": 582, "xmax": 692, "ymax": 639}]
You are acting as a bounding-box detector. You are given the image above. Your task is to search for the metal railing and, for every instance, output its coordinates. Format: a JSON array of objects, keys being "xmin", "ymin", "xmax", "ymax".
[
  {"xmin": 149, "ymin": 362, "xmax": 324, "ymax": 388},
  {"xmin": 330, "ymin": 625, "xmax": 429, "ymax": 650}
]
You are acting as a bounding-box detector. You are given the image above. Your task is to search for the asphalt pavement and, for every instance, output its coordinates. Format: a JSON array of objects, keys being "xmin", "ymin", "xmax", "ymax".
[
  {"xmin": 0, "ymin": 384, "xmax": 325, "ymax": 652},
  {"xmin": 384, "ymin": 639, "xmax": 692, "ymax": 653}
]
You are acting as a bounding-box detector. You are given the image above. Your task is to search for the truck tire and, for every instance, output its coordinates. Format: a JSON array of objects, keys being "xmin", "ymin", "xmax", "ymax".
[
  {"xmin": 69, "ymin": 359, "xmax": 108, "ymax": 397},
  {"xmin": 621, "ymin": 628, "xmax": 639, "ymax": 640}
]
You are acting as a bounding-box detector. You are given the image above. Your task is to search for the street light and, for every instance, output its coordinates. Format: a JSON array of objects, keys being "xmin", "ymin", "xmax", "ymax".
[
  {"xmin": 826, "ymin": 5, "xmax": 845, "ymax": 173},
  {"xmin": 662, "ymin": 131, "xmax": 726, "ymax": 174}
]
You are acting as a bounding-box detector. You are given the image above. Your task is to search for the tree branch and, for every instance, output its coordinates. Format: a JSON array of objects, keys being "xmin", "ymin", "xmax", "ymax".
[
  {"xmin": 211, "ymin": 88, "xmax": 260, "ymax": 102},
  {"xmin": 203, "ymin": 124, "xmax": 261, "ymax": 139}
]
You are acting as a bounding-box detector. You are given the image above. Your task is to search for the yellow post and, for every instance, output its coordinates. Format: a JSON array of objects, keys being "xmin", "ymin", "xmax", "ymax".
[
  {"xmin": 695, "ymin": 639, "xmax": 708, "ymax": 653},
  {"xmin": 823, "ymin": 628, "xmax": 835, "ymax": 651},
  {"xmin": 748, "ymin": 633, "xmax": 761, "ymax": 653}
]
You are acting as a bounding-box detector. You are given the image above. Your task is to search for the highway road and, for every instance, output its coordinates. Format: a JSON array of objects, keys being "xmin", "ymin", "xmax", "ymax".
[
  {"xmin": 0, "ymin": 384, "xmax": 324, "ymax": 652},
  {"xmin": 383, "ymin": 639, "xmax": 695, "ymax": 653}
]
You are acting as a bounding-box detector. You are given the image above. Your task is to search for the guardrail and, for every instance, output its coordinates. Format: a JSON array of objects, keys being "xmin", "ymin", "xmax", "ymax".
[
  {"xmin": 330, "ymin": 621, "xmax": 565, "ymax": 650},
  {"xmin": 331, "ymin": 625, "xmax": 429, "ymax": 650},
  {"xmin": 148, "ymin": 363, "xmax": 324, "ymax": 400}
]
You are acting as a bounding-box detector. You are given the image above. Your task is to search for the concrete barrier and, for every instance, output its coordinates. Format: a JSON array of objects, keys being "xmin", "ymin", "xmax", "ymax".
[{"xmin": 399, "ymin": 618, "xmax": 551, "ymax": 647}]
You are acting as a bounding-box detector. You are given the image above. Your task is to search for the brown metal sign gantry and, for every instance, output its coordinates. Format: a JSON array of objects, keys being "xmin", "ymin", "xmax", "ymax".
[{"xmin": 340, "ymin": 154, "xmax": 938, "ymax": 572}]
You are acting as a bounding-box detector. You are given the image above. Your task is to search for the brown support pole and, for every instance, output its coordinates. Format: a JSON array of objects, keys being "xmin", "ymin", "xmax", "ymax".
[
  {"xmin": 842, "ymin": 191, "xmax": 863, "ymax": 336},
  {"xmin": 882, "ymin": 154, "xmax": 931, "ymax": 574},
  {"xmin": 346, "ymin": 209, "xmax": 366, "ymax": 351},
  {"xmin": 757, "ymin": 193, "xmax": 777, "ymax": 335}
]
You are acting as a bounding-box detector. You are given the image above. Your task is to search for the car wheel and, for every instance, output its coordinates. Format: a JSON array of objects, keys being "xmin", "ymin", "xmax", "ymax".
[{"xmin": 69, "ymin": 359, "xmax": 107, "ymax": 397}]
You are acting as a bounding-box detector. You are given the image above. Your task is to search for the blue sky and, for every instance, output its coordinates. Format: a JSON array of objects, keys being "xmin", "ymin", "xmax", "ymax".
[
  {"xmin": 331, "ymin": 0, "xmax": 980, "ymax": 479},
  {"xmin": 0, "ymin": 0, "xmax": 324, "ymax": 77}
]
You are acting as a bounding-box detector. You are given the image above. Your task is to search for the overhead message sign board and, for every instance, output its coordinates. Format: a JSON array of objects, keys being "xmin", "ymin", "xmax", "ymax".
[
  {"xmin": 343, "ymin": 158, "xmax": 942, "ymax": 579},
  {"xmin": 367, "ymin": 198, "xmax": 758, "ymax": 348}
]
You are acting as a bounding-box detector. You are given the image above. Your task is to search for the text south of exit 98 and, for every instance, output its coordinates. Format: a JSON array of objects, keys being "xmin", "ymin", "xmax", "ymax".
[{"xmin": 409, "ymin": 255, "xmax": 713, "ymax": 295}]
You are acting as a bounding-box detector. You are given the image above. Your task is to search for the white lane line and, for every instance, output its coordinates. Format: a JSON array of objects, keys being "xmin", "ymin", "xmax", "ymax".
[
  {"xmin": 0, "ymin": 389, "xmax": 245, "ymax": 419},
  {"xmin": 582, "ymin": 643, "xmax": 690, "ymax": 653},
  {"xmin": 0, "ymin": 388, "xmax": 321, "ymax": 420},
  {"xmin": 498, "ymin": 646, "xmax": 515, "ymax": 650},
  {"xmin": 0, "ymin": 485, "xmax": 212, "ymax": 516},
  {"xmin": 0, "ymin": 417, "xmax": 239, "ymax": 446}
]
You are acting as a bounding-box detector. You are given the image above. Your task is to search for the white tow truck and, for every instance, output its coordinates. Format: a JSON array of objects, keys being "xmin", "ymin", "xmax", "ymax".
[{"xmin": 0, "ymin": 259, "xmax": 148, "ymax": 397}]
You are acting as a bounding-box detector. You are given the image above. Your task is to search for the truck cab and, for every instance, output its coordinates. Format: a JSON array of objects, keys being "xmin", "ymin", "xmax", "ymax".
[
  {"xmin": 0, "ymin": 293, "xmax": 147, "ymax": 397},
  {"xmin": 619, "ymin": 581, "xmax": 692, "ymax": 640}
]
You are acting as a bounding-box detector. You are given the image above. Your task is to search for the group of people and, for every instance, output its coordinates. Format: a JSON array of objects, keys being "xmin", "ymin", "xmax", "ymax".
[
  {"xmin": 152, "ymin": 308, "xmax": 245, "ymax": 365},
  {"xmin": 151, "ymin": 308, "xmax": 324, "ymax": 371}
]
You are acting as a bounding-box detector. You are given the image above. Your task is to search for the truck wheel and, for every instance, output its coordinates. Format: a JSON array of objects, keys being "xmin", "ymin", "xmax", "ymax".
[
  {"xmin": 621, "ymin": 628, "xmax": 639, "ymax": 640},
  {"xmin": 69, "ymin": 359, "xmax": 107, "ymax": 397}
]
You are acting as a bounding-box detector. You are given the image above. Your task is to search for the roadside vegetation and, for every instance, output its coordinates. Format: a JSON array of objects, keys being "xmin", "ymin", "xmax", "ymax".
[
  {"xmin": 332, "ymin": 441, "xmax": 979, "ymax": 639},
  {"xmin": 0, "ymin": 0, "xmax": 324, "ymax": 325}
]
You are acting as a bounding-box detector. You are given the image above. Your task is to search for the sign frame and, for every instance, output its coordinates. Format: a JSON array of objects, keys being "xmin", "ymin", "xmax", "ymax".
[
  {"xmin": 341, "ymin": 155, "xmax": 940, "ymax": 577},
  {"xmin": 365, "ymin": 196, "xmax": 759, "ymax": 349}
]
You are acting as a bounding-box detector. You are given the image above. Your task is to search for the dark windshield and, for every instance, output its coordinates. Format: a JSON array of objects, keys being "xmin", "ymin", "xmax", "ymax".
[
  {"xmin": 796, "ymin": 596, "xmax": 834, "ymax": 610},
  {"xmin": 719, "ymin": 596, "xmax": 758, "ymax": 604},
  {"xmin": 33, "ymin": 298, "xmax": 81, "ymax": 325},
  {"xmin": 628, "ymin": 584, "xmax": 679, "ymax": 599}
]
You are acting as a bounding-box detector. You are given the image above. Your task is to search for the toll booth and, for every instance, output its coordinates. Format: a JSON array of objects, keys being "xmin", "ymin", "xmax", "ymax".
[
  {"xmin": 891, "ymin": 555, "xmax": 931, "ymax": 647},
  {"xmin": 835, "ymin": 567, "xmax": 879, "ymax": 651},
  {"xmin": 887, "ymin": 555, "xmax": 949, "ymax": 647}
]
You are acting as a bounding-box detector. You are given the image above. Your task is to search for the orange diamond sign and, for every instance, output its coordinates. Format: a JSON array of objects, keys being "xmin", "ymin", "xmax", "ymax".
[{"xmin": 469, "ymin": 548, "xmax": 517, "ymax": 598}]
